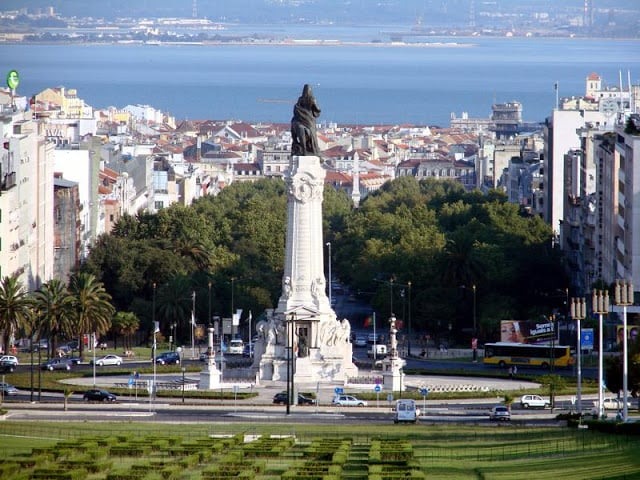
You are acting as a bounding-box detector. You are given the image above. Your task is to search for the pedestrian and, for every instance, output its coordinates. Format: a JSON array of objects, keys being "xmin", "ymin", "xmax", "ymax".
[
  {"xmin": 512, "ymin": 365, "xmax": 518, "ymax": 377},
  {"xmin": 508, "ymin": 366, "xmax": 513, "ymax": 379}
]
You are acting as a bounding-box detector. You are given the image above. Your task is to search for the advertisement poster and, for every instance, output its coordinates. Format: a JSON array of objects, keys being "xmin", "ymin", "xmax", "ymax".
[
  {"xmin": 616, "ymin": 325, "xmax": 639, "ymax": 345},
  {"xmin": 500, "ymin": 320, "xmax": 555, "ymax": 344}
]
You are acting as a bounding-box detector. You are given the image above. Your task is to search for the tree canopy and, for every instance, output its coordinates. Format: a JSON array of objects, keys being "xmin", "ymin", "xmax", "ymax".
[{"xmin": 82, "ymin": 176, "xmax": 568, "ymax": 344}]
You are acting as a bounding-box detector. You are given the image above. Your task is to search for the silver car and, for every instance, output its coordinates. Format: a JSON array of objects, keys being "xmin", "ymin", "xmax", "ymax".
[
  {"xmin": 489, "ymin": 405, "xmax": 511, "ymax": 421},
  {"xmin": 332, "ymin": 395, "xmax": 368, "ymax": 407},
  {"xmin": 0, "ymin": 382, "xmax": 19, "ymax": 395}
]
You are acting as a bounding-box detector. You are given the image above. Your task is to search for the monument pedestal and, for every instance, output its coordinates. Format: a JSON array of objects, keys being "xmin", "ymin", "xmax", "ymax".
[
  {"xmin": 382, "ymin": 364, "xmax": 405, "ymax": 392},
  {"xmin": 199, "ymin": 360, "xmax": 221, "ymax": 389}
]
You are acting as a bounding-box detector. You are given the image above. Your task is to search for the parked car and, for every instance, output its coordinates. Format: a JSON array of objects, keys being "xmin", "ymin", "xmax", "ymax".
[
  {"xmin": 41, "ymin": 358, "xmax": 72, "ymax": 371},
  {"xmin": 273, "ymin": 392, "xmax": 315, "ymax": 405},
  {"xmin": 155, "ymin": 351, "xmax": 180, "ymax": 365},
  {"xmin": 227, "ymin": 339, "xmax": 244, "ymax": 355},
  {"xmin": 90, "ymin": 354, "xmax": 123, "ymax": 366},
  {"xmin": 0, "ymin": 382, "xmax": 19, "ymax": 396},
  {"xmin": 83, "ymin": 389, "xmax": 117, "ymax": 402},
  {"xmin": 332, "ymin": 395, "xmax": 368, "ymax": 407},
  {"xmin": 520, "ymin": 394, "xmax": 550, "ymax": 409},
  {"xmin": 0, "ymin": 355, "xmax": 18, "ymax": 367},
  {"xmin": 489, "ymin": 405, "xmax": 511, "ymax": 421}
]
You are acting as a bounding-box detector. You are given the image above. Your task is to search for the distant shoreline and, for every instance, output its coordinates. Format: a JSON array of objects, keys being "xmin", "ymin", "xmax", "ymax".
[{"xmin": 0, "ymin": 39, "xmax": 477, "ymax": 48}]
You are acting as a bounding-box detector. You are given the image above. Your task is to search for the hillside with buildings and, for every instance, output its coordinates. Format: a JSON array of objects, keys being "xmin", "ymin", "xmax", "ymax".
[{"xmin": 1, "ymin": 71, "xmax": 639, "ymax": 298}]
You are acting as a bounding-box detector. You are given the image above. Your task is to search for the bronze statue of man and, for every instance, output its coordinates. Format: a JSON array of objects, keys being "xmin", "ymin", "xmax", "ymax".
[{"xmin": 291, "ymin": 84, "xmax": 321, "ymax": 156}]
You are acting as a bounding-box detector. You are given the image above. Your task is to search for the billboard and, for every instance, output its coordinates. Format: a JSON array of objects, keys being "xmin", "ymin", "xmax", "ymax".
[{"xmin": 500, "ymin": 320, "xmax": 555, "ymax": 344}]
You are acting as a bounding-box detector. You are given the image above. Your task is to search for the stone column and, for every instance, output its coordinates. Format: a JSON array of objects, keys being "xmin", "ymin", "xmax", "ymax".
[{"xmin": 277, "ymin": 155, "xmax": 331, "ymax": 316}]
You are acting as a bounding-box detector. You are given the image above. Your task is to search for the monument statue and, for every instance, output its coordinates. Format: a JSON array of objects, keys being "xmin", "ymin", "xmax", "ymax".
[
  {"xmin": 291, "ymin": 84, "xmax": 321, "ymax": 156},
  {"xmin": 253, "ymin": 85, "xmax": 357, "ymax": 383}
]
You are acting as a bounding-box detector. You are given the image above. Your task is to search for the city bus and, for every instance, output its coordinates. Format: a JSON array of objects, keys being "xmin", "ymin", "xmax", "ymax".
[{"xmin": 483, "ymin": 342, "xmax": 574, "ymax": 369}]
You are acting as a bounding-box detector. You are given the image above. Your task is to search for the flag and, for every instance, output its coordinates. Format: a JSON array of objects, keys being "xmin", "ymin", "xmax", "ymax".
[
  {"xmin": 153, "ymin": 321, "xmax": 160, "ymax": 333},
  {"xmin": 363, "ymin": 316, "xmax": 371, "ymax": 328},
  {"xmin": 191, "ymin": 311, "xmax": 196, "ymax": 326}
]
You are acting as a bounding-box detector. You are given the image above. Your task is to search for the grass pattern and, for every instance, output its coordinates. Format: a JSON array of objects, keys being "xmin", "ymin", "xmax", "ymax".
[{"xmin": 0, "ymin": 422, "xmax": 638, "ymax": 479}]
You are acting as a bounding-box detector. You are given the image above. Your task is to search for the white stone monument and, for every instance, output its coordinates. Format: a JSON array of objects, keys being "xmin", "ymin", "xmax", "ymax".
[
  {"xmin": 255, "ymin": 154, "xmax": 357, "ymax": 383},
  {"xmin": 381, "ymin": 314, "xmax": 406, "ymax": 391},
  {"xmin": 199, "ymin": 325, "xmax": 221, "ymax": 389}
]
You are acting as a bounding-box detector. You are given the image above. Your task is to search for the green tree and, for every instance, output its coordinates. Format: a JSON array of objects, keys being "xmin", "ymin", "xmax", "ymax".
[
  {"xmin": 68, "ymin": 272, "xmax": 115, "ymax": 359},
  {"xmin": 0, "ymin": 275, "xmax": 33, "ymax": 353},
  {"xmin": 33, "ymin": 279, "xmax": 74, "ymax": 357}
]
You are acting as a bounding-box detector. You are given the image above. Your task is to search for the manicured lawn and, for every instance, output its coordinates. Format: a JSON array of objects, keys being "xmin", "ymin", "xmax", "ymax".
[{"xmin": 0, "ymin": 421, "xmax": 638, "ymax": 479}]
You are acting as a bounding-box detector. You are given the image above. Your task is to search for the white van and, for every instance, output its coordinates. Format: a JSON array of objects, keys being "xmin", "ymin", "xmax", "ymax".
[
  {"xmin": 367, "ymin": 344, "xmax": 387, "ymax": 358},
  {"xmin": 228, "ymin": 339, "xmax": 244, "ymax": 355},
  {"xmin": 394, "ymin": 399, "xmax": 418, "ymax": 424}
]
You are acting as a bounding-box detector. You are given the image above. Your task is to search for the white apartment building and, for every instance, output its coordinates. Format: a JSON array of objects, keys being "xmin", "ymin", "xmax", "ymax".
[
  {"xmin": 614, "ymin": 118, "xmax": 640, "ymax": 285},
  {"xmin": 0, "ymin": 102, "xmax": 54, "ymax": 290}
]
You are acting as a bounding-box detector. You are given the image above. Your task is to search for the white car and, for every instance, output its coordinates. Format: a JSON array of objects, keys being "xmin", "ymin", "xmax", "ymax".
[
  {"xmin": 332, "ymin": 394, "xmax": 368, "ymax": 407},
  {"xmin": 0, "ymin": 355, "xmax": 18, "ymax": 366},
  {"xmin": 91, "ymin": 354, "xmax": 123, "ymax": 366},
  {"xmin": 593, "ymin": 397, "xmax": 633, "ymax": 410},
  {"xmin": 520, "ymin": 394, "xmax": 550, "ymax": 409}
]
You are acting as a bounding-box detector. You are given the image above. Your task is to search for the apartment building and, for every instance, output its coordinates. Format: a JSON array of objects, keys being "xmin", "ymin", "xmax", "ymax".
[{"xmin": 0, "ymin": 99, "xmax": 54, "ymax": 289}]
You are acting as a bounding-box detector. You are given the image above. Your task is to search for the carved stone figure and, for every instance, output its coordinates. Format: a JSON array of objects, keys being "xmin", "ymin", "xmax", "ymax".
[
  {"xmin": 283, "ymin": 276, "xmax": 292, "ymax": 299},
  {"xmin": 291, "ymin": 84, "xmax": 321, "ymax": 156}
]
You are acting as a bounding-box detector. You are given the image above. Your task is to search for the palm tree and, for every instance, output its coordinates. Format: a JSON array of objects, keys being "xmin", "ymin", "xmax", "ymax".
[
  {"xmin": 68, "ymin": 272, "xmax": 115, "ymax": 359},
  {"xmin": 0, "ymin": 275, "xmax": 33, "ymax": 354},
  {"xmin": 32, "ymin": 279, "xmax": 74, "ymax": 358},
  {"xmin": 173, "ymin": 239, "xmax": 211, "ymax": 271},
  {"xmin": 112, "ymin": 311, "xmax": 140, "ymax": 351}
]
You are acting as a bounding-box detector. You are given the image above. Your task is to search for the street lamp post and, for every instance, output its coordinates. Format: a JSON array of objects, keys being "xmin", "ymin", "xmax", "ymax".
[
  {"xmin": 191, "ymin": 291, "xmax": 196, "ymax": 359},
  {"xmin": 614, "ymin": 280, "xmax": 634, "ymax": 422},
  {"xmin": 570, "ymin": 297, "xmax": 586, "ymax": 415},
  {"xmin": 592, "ymin": 289, "xmax": 610, "ymax": 419},
  {"xmin": 230, "ymin": 277, "xmax": 235, "ymax": 318},
  {"xmin": 326, "ymin": 242, "xmax": 332, "ymax": 307},
  {"xmin": 208, "ymin": 280, "xmax": 212, "ymax": 328},
  {"xmin": 181, "ymin": 366, "xmax": 186, "ymax": 403},
  {"xmin": 152, "ymin": 282, "xmax": 157, "ymax": 400},
  {"xmin": 472, "ymin": 284, "xmax": 477, "ymax": 335},
  {"xmin": 548, "ymin": 314, "xmax": 556, "ymax": 410},
  {"xmin": 286, "ymin": 312, "xmax": 296, "ymax": 415}
]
